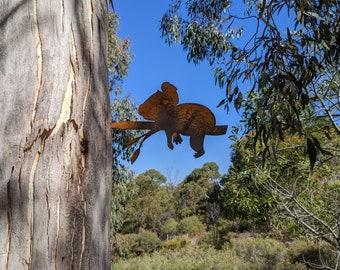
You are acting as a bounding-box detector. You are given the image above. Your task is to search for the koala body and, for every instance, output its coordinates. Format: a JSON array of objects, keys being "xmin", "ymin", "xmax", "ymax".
[{"xmin": 138, "ymin": 82, "xmax": 217, "ymax": 158}]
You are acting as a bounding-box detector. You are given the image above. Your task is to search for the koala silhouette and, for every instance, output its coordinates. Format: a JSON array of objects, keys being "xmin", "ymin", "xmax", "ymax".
[{"xmin": 138, "ymin": 82, "xmax": 218, "ymax": 158}]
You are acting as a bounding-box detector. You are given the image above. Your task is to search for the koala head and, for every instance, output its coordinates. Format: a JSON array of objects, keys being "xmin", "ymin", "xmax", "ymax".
[
  {"xmin": 138, "ymin": 82, "xmax": 179, "ymax": 120},
  {"xmin": 161, "ymin": 82, "xmax": 178, "ymax": 106}
]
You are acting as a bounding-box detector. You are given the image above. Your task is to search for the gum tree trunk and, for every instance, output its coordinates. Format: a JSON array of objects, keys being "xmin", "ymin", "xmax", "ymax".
[{"xmin": 0, "ymin": 0, "xmax": 112, "ymax": 269}]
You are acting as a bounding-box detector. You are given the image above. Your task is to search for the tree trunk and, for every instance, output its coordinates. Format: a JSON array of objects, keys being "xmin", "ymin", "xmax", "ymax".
[{"xmin": 0, "ymin": 0, "xmax": 112, "ymax": 269}]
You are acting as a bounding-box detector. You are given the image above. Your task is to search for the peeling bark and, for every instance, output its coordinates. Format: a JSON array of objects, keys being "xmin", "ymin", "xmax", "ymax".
[{"xmin": 0, "ymin": 0, "xmax": 111, "ymax": 269}]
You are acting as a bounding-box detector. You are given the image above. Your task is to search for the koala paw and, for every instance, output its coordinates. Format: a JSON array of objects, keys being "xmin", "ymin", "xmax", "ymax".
[
  {"xmin": 168, "ymin": 142, "xmax": 174, "ymax": 150},
  {"xmin": 173, "ymin": 133, "xmax": 183, "ymax": 145},
  {"xmin": 194, "ymin": 149, "xmax": 205, "ymax": 158}
]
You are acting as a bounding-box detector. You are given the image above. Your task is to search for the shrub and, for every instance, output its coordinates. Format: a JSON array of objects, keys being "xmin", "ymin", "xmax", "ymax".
[
  {"xmin": 178, "ymin": 207, "xmax": 192, "ymax": 218},
  {"xmin": 130, "ymin": 230, "xmax": 162, "ymax": 255},
  {"xmin": 111, "ymin": 233, "xmax": 139, "ymax": 259},
  {"xmin": 177, "ymin": 216, "xmax": 205, "ymax": 236},
  {"xmin": 161, "ymin": 218, "xmax": 178, "ymax": 238},
  {"xmin": 231, "ymin": 237, "xmax": 287, "ymax": 270},
  {"xmin": 288, "ymin": 239, "xmax": 337, "ymax": 268},
  {"xmin": 112, "ymin": 230, "xmax": 162, "ymax": 259},
  {"xmin": 111, "ymin": 235, "xmax": 125, "ymax": 261},
  {"xmin": 272, "ymin": 218, "xmax": 303, "ymax": 241},
  {"xmin": 198, "ymin": 219, "xmax": 240, "ymax": 249},
  {"xmin": 163, "ymin": 236, "xmax": 188, "ymax": 250},
  {"xmin": 112, "ymin": 245, "xmax": 251, "ymax": 270},
  {"xmin": 197, "ymin": 232, "xmax": 215, "ymax": 248}
]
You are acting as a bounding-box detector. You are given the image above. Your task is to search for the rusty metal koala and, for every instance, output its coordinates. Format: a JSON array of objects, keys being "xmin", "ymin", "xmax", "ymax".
[
  {"xmin": 111, "ymin": 82, "xmax": 227, "ymax": 163},
  {"xmin": 138, "ymin": 82, "xmax": 225, "ymax": 158}
]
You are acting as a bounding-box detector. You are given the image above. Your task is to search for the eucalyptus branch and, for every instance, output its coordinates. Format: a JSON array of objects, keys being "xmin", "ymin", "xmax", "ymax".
[
  {"xmin": 291, "ymin": 197, "xmax": 339, "ymax": 246},
  {"xmin": 255, "ymin": 166, "xmax": 340, "ymax": 250}
]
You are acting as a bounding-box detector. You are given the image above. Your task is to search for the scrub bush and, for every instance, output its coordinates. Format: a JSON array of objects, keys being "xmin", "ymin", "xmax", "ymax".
[
  {"xmin": 231, "ymin": 237, "xmax": 287, "ymax": 270},
  {"xmin": 177, "ymin": 216, "xmax": 205, "ymax": 236},
  {"xmin": 163, "ymin": 236, "xmax": 188, "ymax": 250}
]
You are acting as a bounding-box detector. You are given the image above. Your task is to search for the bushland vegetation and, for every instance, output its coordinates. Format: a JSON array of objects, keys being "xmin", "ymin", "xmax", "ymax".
[
  {"xmin": 111, "ymin": 127, "xmax": 340, "ymax": 269},
  {"xmin": 109, "ymin": 1, "xmax": 340, "ymax": 268}
]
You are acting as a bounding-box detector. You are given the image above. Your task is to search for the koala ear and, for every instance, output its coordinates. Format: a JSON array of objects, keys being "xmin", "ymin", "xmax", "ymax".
[{"xmin": 161, "ymin": 82, "xmax": 179, "ymax": 105}]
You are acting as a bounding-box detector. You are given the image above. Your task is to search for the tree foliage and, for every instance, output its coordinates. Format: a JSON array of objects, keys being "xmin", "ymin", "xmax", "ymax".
[
  {"xmin": 222, "ymin": 122, "xmax": 340, "ymax": 267},
  {"xmin": 112, "ymin": 155, "xmax": 340, "ymax": 267},
  {"xmin": 118, "ymin": 163, "xmax": 222, "ymax": 236},
  {"xmin": 109, "ymin": 13, "xmax": 140, "ymax": 166},
  {"xmin": 174, "ymin": 162, "xmax": 221, "ymax": 220},
  {"xmin": 108, "ymin": 13, "xmax": 133, "ymax": 94},
  {"xmin": 121, "ymin": 170, "xmax": 175, "ymax": 234},
  {"xmin": 177, "ymin": 216, "xmax": 206, "ymax": 236},
  {"xmin": 160, "ymin": 0, "xmax": 340, "ymax": 166},
  {"xmin": 108, "ymin": 13, "xmax": 141, "ymax": 236},
  {"xmin": 162, "ymin": 218, "xmax": 179, "ymax": 238}
]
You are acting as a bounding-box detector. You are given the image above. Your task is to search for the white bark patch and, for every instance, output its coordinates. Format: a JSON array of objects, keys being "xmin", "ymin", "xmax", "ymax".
[
  {"xmin": 87, "ymin": 0, "xmax": 94, "ymax": 51},
  {"xmin": 51, "ymin": 65, "xmax": 74, "ymax": 136},
  {"xmin": 31, "ymin": 0, "xmax": 43, "ymax": 127}
]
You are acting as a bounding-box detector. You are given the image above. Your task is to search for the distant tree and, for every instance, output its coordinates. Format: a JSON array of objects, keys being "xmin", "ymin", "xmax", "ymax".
[
  {"xmin": 185, "ymin": 162, "xmax": 221, "ymax": 182},
  {"xmin": 175, "ymin": 162, "xmax": 222, "ymax": 220},
  {"xmin": 161, "ymin": 218, "xmax": 179, "ymax": 239},
  {"xmin": 139, "ymin": 169, "xmax": 167, "ymax": 186},
  {"xmin": 177, "ymin": 216, "xmax": 206, "ymax": 236},
  {"xmin": 219, "ymin": 137, "xmax": 279, "ymax": 227},
  {"xmin": 175, "ymin": 181, "xmax": 207, "ymax": 217},
  {"xmin": 161, "ymin": 0, "xmax": 340, "ymax": 164},
  {"xmin": 121, "ymin": 170, "xmax": 175, "ymax": 234},
  {"xmin": 108, "ymin": 13, "xmax": 133, "ymax": 94}
]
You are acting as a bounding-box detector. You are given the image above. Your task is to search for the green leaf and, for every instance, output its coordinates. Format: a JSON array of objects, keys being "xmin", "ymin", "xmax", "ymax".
[
  {"xmin": 217, "ymin": 99, "xmax": 226, "ymax": 108},
  {"xmin": 301, "ymin": 93, "xmax": 309, "ymax": 109},
  {"xmin": 277, "ymin": 122, "xmax": 284, "ymax": 142},
  {"xmin": 287, "ymin": 27, "xmax": 292, "ymax": 42},
  {"xmin": 312, "ymin": 136, "xmax": 332, "ymax": 156},
  {"xmin": 233, "ymin": 86, "xmax": 239, "ymax": 96},
  {"xmin": 307, "ymin": 138, "xmax": 317, "ymax": 169},
  {"xmin": 226, "ymin": 79, "xmax": 232, "ymax": 97},
  {"xmin": 234, "ymin": 92, "xmax": 243, "ymax": 112}
]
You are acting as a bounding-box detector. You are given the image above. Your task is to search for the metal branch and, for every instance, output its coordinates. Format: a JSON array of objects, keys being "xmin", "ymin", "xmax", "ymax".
[{"xmin": 111, "ymin": 121, "xmax": 228, "ymax": 136}]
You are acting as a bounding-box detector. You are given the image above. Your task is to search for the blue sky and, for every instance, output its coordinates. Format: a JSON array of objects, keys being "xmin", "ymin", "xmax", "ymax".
[{"xmin": 114, "ymin": 1, "xmax": 242, "ymax": 182}]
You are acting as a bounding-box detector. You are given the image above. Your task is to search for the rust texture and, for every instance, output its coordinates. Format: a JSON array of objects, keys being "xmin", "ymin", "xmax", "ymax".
[{"xmin": 111, "ymin": 82, "xmax": 228, "ymax": 163}]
